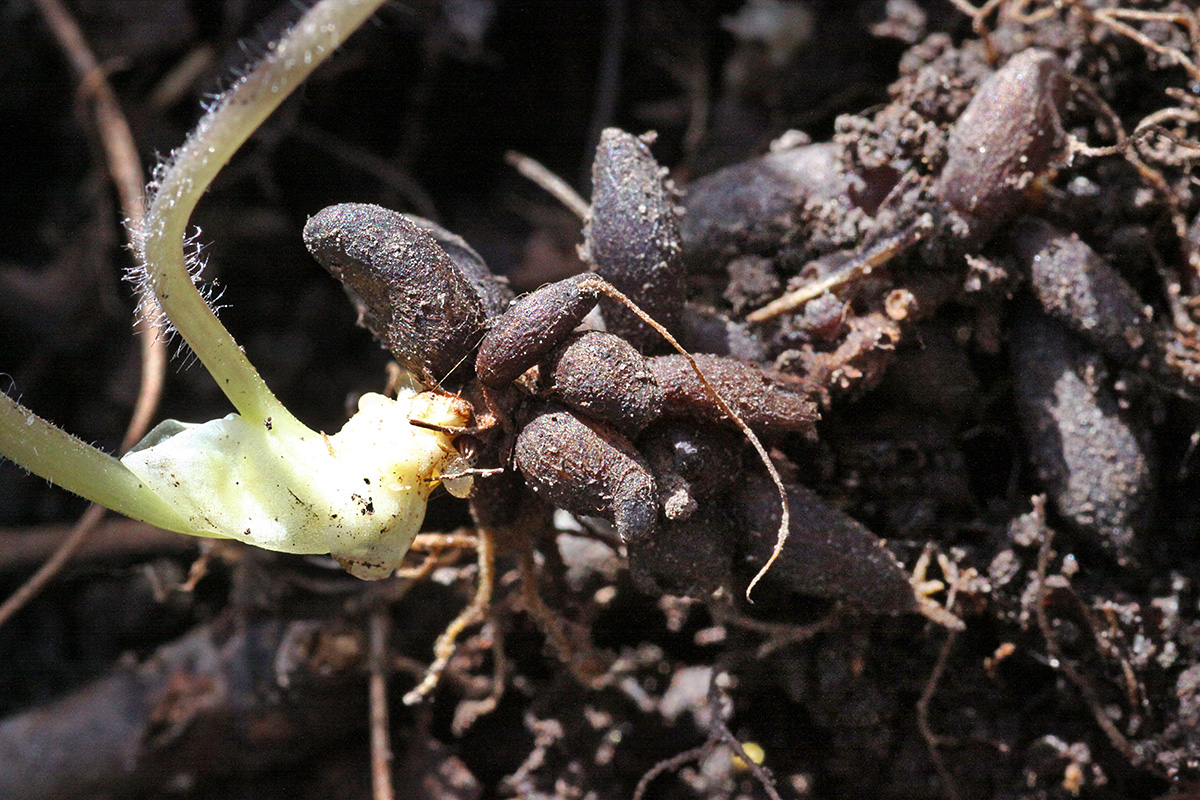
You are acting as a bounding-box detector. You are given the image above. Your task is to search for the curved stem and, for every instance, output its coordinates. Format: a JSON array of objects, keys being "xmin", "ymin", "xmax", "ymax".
[
  {"xmin": 138, "ymin": 0, "xmax": 387, "ymax": 425},
  {"xmin": 1, "ymin": 0, "xmax": 390, "ymax": 533}
]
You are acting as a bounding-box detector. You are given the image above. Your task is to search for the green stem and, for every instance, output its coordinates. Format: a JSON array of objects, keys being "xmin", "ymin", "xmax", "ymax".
[
  {"xmin": 0, "ymin": 393, "xmax": 192, "ymax": 533},
  {"xmin": 1, "ymin": 0, "xmax": 388, "ymax": 530},
  {"xmin": 139, "ymin": 0, "xmax": 387, "ymax": 426}
]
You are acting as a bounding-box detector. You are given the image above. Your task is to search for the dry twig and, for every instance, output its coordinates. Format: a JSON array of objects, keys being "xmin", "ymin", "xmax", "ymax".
[
  {"xmin": 369, "ymin": 606, "xmax": 396, "ymax": 800},
  {"xmin": 505, "ymin": 150, "xmax": 591, "ymax": 220},
  {"xmin": 917, "ymin": 629, "xmax": 963, "ymax": 800},
  {"xmin": 745, "ymin": 216, "xmax": 932, "ymax": 324},
  {"xmin": 1, "ymin": 0, "xmax": 168, "ymax": 630},
  {"xmin": 1035, "ymin": 526, "xmax": 1144, "ymax": 768}
]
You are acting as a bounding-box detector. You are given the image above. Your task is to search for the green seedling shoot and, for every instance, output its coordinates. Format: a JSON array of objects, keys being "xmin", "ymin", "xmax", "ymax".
[{"xmin": 0, "ymin": 0, "xmax": 472, "ymax": 579}]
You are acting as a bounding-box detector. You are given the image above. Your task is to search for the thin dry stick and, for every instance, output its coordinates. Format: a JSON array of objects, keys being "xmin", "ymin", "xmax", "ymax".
[
  {"xmin": 706, "ymin": 673, "xmax": 784, "ymax": 800},
  {"xmin": 1035, "ymin": 528, "xmax": 1144, "ymax": 768},
  {"xmin": 631, "ymin": 744, "xmax": 713, "ymax": 800},
  {"xmin": 147, "ymin": 44, "xmax": 216, "ymax": 110},
  {"xmin": 917, "ymin": 629, "xmax": 963, "ymax": 800},
  {"xmin": 505, "ymin": 150, "xmax": 591, "ymax": 220},
  {"xmin": 403, "ymin": 528, "xmax": 496, "ymax": 704},
  {"xmin": 369, "ymin": 606, "xmax": 396, "ymax": 800},
  {"xmin": 745, "ymin": 216, "xmax": 932, "ymax": 323},
  {"xmin": 32, "ymin": 0, "xmax": 166, "ymax": 452},
  {"xmin": 0, "ymin": 518, "xmax": 190, "ymax": 572},
  {"xmin": 0, "ymin": 0, "xmax": 168, "ymax": 631},
  {"xmin": 0, "ymin": 504, "xmax": 106, "ymax": 628}
]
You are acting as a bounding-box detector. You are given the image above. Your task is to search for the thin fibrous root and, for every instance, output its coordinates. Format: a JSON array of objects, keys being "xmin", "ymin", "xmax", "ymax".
[
  {"xmin": 917, "ymin": 628, "xmax": 963, "ymax": 800},
  {"xmin": 1036, "ymin": 521, "xmax": 1145, "ymax": 769},
  {"xmin": 583, "ymin": 275, "xmax": 790, "ymax": 601},
  {"xmin": 518, "ymin": 545, "xmax": 608, "ymax": 684},
  {"xmin": 403, "ymin": 528, "xmax": 495, "ymax": 705}
]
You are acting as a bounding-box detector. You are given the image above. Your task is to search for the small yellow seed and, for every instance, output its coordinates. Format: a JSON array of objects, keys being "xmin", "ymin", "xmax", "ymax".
[{"xmin": 732, "ymin": 741, "xmax": 765, "ymax": 770}]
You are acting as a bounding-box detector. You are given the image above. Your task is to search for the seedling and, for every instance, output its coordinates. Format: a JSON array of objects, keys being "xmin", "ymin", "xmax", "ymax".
[{"xmin": 0, "ymin": 0, "xmax": 473, "ymax": 579}]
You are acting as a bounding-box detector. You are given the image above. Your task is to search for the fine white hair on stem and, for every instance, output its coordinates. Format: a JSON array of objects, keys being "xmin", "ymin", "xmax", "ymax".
[
  {"xmin": 126, "ymin": 224, "xmax": 213, "ymax": 347},
  {"xmin": 130, "ymin": 0, "xmax": 389, "ymax": 427}
]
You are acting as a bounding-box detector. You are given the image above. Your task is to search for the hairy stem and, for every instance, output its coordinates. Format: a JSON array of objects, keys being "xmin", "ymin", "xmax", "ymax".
[
  {"xmin": 138, "ymin": 0, "xmax": 387, "ymax": 425},
  {"xmin": 1, "ymin": 0, "xmax": 388, "ymax": 532}
]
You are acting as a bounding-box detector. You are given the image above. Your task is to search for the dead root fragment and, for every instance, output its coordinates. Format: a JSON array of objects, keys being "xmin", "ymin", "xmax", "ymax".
[
  {"xmin": 791, "ymin": 311, "xmax": 903, "ymax": 406},
  {"xmin": 745, "ymin": 216, "xmax": 932, "ymax": 323}
]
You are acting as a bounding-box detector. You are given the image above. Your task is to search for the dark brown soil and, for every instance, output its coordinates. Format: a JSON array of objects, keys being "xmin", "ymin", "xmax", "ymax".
[{"xmin": 3, "ymin": 1, "xmax": 1200, "ymax": 799}]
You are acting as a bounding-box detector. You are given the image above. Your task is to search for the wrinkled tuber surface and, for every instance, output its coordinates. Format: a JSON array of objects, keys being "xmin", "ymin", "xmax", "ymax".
[
  {"xmin": 514, "ymin": 408, "xmax": 657, "ymax": 546},
  {"xmin": 585, "ymin": 129, "xmax": 686, "ymax": 350},
  {"xmin": 303, "ymin": 203, "xmax": 492, "ymax": 386},
  {"xmin": 1010, "ymin": 306, "xmax": 1157, "ymax": 562},
  {"xmin": 1010, "ymin": 216, "xmax": 1152, "ymax": 364},
  {"xmin": 545, "ymin": 331, "xmax": 665, "ymax": 435}
]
